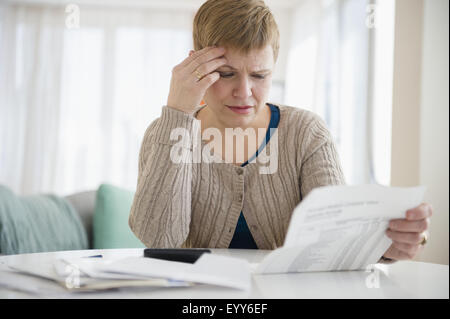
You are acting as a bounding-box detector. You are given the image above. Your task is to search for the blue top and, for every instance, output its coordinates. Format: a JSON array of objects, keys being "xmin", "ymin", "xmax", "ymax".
[{"xmin": 228, "ymin": 103, "xmax": 280, "ymax": 249}]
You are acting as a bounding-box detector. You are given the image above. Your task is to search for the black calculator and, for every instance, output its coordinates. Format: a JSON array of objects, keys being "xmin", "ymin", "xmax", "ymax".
[{"xmin": 143, "ymin": 248, "xmax": 211, "ymax": 264}]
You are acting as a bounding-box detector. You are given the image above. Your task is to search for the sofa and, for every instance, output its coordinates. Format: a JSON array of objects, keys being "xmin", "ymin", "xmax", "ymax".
[
  {"xmin": 64, "ymin": 190, "xmax": 97, "ymax": 249},
  {"xmin": 0, "ymin": 184, "xmax": 145, "ymax": 255}
]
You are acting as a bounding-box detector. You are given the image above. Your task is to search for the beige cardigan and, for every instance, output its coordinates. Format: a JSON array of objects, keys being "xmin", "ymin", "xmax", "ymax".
[{"xmin": 129, "ymin": 104, "xmax": 346, "ymax": 249}]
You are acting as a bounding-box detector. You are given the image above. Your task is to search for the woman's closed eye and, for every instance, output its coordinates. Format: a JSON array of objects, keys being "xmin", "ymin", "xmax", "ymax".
[
  {"xmin": 218, "ymin": 72, "xmax": 266, "ymax": 80},
  {"xmin": 252, "ymin": 74, "xmax": 266, "ymax": 79}
]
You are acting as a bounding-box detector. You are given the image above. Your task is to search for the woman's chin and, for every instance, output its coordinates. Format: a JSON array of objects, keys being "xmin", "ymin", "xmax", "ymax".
[
  {"xmin": 224, "ymin": 114, "xmax": 255, "ymax": 129},
  {"xmin": 222, "ymin": 106, "xmax": 254, "ymax": 127}
]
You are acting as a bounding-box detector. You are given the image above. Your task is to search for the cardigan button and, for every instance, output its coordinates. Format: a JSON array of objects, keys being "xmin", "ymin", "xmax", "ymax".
[{"xmin": 236, "ymin": 168, "xmax": 244, "ymax": 175}]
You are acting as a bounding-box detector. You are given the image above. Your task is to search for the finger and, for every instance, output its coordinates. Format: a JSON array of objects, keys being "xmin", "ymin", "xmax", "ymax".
[
  {"xmin": 384, "ymin": 246, "xmax": 417, "ymax": 260},
  {"xmin": 391, "ymin": 240, "xmax": 422, "ymax": 257},
  {"xmin": 406, "ymin": 203, "xmax": 433, "ymax": 221},
  {"xmin": 197, "ymin": 71, "xmax": 220, "ymax": 90},
  {"xmin": 179, "ymin": 46, "xmax": 216, "ymax": 68},
  {"xmin": 187, "ymin": 47, "xmax": 226, "ymax": 73},
  {"xmin": 389, "ymin": 218, "xmax": 430, "ymax": 233},
  {"xmin": 194, "ymin": 58, "xmax": 227, "ymax": 80},
  {"xmin": 386, "ymin": 229, "xmax": 424, "ymax": 244}
]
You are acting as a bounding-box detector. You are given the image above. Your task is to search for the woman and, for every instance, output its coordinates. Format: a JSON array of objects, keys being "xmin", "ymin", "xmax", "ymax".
[{"xmin": 129, "ymin": 0, "xmax": 431, "ymax": 263}]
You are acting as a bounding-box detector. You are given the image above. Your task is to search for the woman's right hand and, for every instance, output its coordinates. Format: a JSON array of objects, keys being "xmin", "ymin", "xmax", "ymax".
[{"xmin": 166, "ymin": 46, "xmax": 227, "ymax": 115}]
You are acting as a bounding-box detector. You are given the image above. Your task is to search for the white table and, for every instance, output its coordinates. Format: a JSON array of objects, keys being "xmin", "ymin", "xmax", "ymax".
[{"xmin": 0, "ymin": 248, "xmax": 448, "ymax": 299}]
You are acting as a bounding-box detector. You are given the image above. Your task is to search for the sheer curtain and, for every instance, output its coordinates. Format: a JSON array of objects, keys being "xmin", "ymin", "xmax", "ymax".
[
  {"xmin": 1, "ymin": 0, "xmax": 380, "ymax": 195},
  {"xmin": 0, "ymin": 3, "xmax": 193, "ymax": 196},
  {"xmin": 284, "ymin": 0, "xmax": 372, "ymax": 185}
]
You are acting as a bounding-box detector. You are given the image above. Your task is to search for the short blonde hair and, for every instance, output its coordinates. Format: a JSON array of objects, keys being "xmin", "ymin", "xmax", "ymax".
[{"xmin": 193, "ymin": 0, "xmax": 280, "ymax": 61}]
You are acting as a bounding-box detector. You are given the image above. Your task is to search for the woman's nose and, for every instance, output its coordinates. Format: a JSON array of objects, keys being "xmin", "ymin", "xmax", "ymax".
[{"xmin": 232, "ymin": 76, "xmax": 252, "ymax": 99}]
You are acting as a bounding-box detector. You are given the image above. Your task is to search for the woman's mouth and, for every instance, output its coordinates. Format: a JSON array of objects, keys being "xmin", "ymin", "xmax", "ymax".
[{"xmin": 226, "ymin": 105, "xmax": 253, "ymax": 114}]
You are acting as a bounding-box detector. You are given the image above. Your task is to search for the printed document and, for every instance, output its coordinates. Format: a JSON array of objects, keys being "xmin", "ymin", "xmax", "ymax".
[{"xmin": 254, "ymin": 184, "xmax": 426, "ymax": 274}]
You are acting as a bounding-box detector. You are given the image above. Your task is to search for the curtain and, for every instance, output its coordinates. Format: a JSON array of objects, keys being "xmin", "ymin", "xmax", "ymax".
[
  {"xmin": 1, "ymin": 0, "xmax": 379, "ymax": 195},
  {"xmin": 0, "ymin": 3, "xmax": 193, "ymax": 196},
  {"xmin": 284, "ymin": 0, "xmax": 372, "ymax": 185}
]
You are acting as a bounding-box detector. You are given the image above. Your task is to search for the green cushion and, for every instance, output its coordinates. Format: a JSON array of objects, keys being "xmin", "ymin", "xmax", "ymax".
[
  {"xmin": 0, "ymin": 185, "xmax": 88, "ymax": 255},
  {"xmin": 93, "ymin": 183, "xmax": 145, "ymax": 249}
]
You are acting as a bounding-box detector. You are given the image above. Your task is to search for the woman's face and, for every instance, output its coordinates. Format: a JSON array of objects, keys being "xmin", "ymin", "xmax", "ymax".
[{"xmin": 203, "ymin": 45, "xmax": 274, "ymax": 129}]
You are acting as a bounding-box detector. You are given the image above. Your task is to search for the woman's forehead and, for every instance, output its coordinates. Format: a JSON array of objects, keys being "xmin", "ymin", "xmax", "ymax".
[
  {"xmin": 220, "ymin": 45, "xmax": 274, "ymax": 71},
  {"xmin": 219, "ymin": 64, "xmax": 272, "ymax": 73}
]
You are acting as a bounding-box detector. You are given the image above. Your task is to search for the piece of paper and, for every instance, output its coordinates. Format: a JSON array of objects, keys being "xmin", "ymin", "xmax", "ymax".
[
  {"xmin": 5, "ymin": 252, "xmax": 251, "ymax": 292},
  {"xmin": 254, "ymin": 184, "xmax": 426, "ymax": 274},
  {"xmin": 0, "ymin": 268, "xmax": 72, "ymax": 297},
  {"xmin": 6, "ymin": 256, "xmax": 191, "ymax": 292},
  {"xmin": 94, "ymin": 254, "xmax": 251, "ymax": 291}
]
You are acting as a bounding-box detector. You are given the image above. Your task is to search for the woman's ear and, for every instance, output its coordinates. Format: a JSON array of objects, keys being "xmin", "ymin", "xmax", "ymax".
[{"xmin": 189, "ymin": 50, "xmax": 194, "ymax": 57}]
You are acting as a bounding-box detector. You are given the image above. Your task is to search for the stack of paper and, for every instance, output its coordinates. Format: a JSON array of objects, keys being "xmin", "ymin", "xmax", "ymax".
[{"xmin": 7, "ymin": 253, "xmax": 251, "ymax": 292}]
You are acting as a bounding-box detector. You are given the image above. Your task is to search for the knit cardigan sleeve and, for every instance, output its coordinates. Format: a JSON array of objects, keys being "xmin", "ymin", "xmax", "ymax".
[
  {"xmin": 298, "ymin": 112, "xmax": 346, "ymax": 199},
  {"xmin": 128, "ymin": 106, "xmax": 197, "ymax": 248}
]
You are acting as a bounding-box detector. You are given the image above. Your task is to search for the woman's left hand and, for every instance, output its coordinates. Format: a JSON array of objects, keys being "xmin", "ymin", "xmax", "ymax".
[{"xmin": 383, "ymin": 203, "xmax": 432, "ymax": 261}]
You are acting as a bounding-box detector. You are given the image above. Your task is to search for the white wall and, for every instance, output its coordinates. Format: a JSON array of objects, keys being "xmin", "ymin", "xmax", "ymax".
[
  {"xmin": 390, "ymin": 0, "xmax": 423, "ymax": 188},
  {"xmin": 417, "ymin": 0, "xmax": 449, "ymax": 265},
  {"xmin": 391, "ymin": 0, "xmax": 449, "ymax": 265}
]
